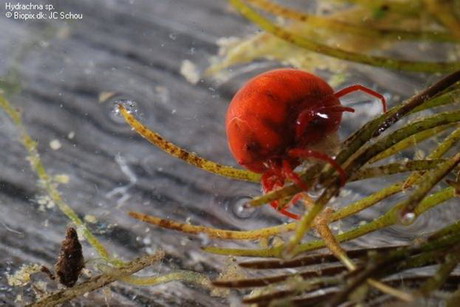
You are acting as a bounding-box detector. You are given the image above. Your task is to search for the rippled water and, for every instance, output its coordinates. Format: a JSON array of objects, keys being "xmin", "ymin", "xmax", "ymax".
[{"xmin": 1, "ymin": 0, "xmax": 459, "ymax": 306}]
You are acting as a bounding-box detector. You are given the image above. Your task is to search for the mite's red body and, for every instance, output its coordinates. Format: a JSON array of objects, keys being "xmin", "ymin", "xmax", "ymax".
[
  {"xmin": 227, "ymin": 69, "xmax": 342, "ymax": 173},
  {"xmin": 226, "ymin": 68, "xmax": 385, "ymax": 219}
]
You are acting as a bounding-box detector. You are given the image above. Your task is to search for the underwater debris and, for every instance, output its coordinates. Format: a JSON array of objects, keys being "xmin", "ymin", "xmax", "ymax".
[
  {"xmin": 40, "ymin": 227, "xmax": 84, "ymax": 288},
  {"xmin": 54, "ymin": 227, "xmax": 85, "ymax": 288}
]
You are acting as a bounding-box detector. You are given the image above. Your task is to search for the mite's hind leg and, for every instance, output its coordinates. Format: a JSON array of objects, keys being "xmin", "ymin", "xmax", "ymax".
[
  {"xmin": 261, "ymin": 170, "xmax": 301, "ymax": 220},
  {"xmin": 288, "ymin": 148, "xmax": 347, "ymax": 186}
]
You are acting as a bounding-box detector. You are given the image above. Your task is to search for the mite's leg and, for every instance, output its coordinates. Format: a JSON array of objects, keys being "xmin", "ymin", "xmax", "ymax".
[
  {"xmin": 334, "ymin": 84, "xmax": 387, "ymax": 112},
  {"xmin": 261, "ymin": 170, "xmax": 300, "ymax": 220},
  {"xmin": 282, "ymin": 160, "xmax": 309, "ymax": 191},
  {"xmin": 288, "ymin": 148, "xmax": 347, "ymax": 186}
]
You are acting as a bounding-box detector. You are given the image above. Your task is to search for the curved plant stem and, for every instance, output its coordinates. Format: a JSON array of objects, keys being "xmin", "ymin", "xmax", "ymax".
[
  {"xmin": 351, "ymin": 159, "xmax": 448, "ymax": 180},
  {"xmin": 399, "ymin": 153, "xmax": 460, "ymax": 217},
  {"xmin": 410, "ymin": 87, "xmax": 460, "ymax": 114},
  {"xmin": 342, "ymin": 126, "xmax": 460, "ymax": 223},
  {"xmin": 248, "ymin": 0, "xmax": 457, "ymax": 42},
  {"xmin": 250, "ymin": 77, "xmax": 460, "ymax": 208},
  {"xmin": 28, "ymin": 251, "xmax": 165, "ymax": 307},
  {"xmin": 369, "ymin": 124, "xmax": 456, "ymax": 163},
  {"xmin": 238, "ymin": 246, "xmax": 398, "ymax": 269},
  {"xmin": 331, "ymin": 182, "xmax": 403, "ymax": 221},
  {"xmin": 397, "ymin": 126, "xmax": 460, "ymax": 188},
  {"xmin": 128, "ymin": 211, "xmax": 296, "ymax": 240},
  {"xmin": 447, "ymin": 285, "xmax": 460, "ymax": 307},
  {"xmin": 0, "ymin": 95, "xmax": 114, "ymax": 264},
  {"xmin": 241, "ymin": 277, "xmax": 340, "ymax": 304},
  {"xmin": 418, "ymin": 250, "xmax": 460, "ymax": 296},
  {"xmin": 340, "ymin": 0, "xmax": 422, "ymax": 15},
  {"xmin": 230, "ymin": 0, "xmax": 460, "ymax": 72},
  {"xmin": 295, "ymin": 187, "xmax": 456, "ymax": 256},
  {"xmin": 121, "ymin": 270, "xmax": 211, "ymax": 287},
  {"xmin": 130, "ymin": 159, "xmax": 453, "ymax": 242},
  {"xmin": 212, "ymin": 265, "xmax": 347, "ymax": 288},
  {"xmin": 118, "ymin": 105, "xmax": 260, "ymax": 182},
  {"xmin": 311, "ymin": 205, "xmax": 414, "ymax": 302},
  {"xmin": 424, "ymin": 0, "xmax": 460, "ymax": 38},
  {"xmin": 203, "ymin": 186, "xmax": 456, "ymax": 257},
  {"xmin": 344, "ymin": 111, "xmax": 460, "ymax": 176},
  {"xmin": 286, "ymin": 111, "xmax": 460, "ymax": 256},
  {"xmin": 337, "ymin": 71, "xmax": 460, "ymax": 169},
  {"xmin": 428, "ymin": 219, "xmax": 460, "ymax": 241},
  {"xmin": 282, "ymin": 70, "xmax": 460, "ymax": 255},
  {"xmin": 428, "ymin": 126, "xmax": 460, "ymax": 158}
]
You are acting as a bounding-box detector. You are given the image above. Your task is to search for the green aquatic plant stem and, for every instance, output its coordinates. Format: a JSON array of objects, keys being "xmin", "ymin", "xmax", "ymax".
[
  {"xmin": 250, "ymin": 71, "xmax": 460, "ymax": 208},
  {"xmin": 369, "ymin": 124, "xmax": 455, "ymax": 163},
  {"xmin": 350, "ymin": 111, "xmax": 460, "ymax": 170},
  {"xmin": 351, "ymin": 159, "xmax": 448, "ymax": 180},
  {"xmin": 230, "ymin": 0, "xmax": 460, "ymax": 72},
  {"xmin": 447, "ymin": 285, "xmax": 460, "ymax": 307},
  {"xmin": 29, "ymin": 251, "xmax": 165, "ymax": 307},
  {"xmin": 248, "ymin": 0, "xmax": 458, "ymax": 42},
  {"xmin": 281, "ymin": 71, "xmax": 460, "ymax": 254},
  {"xmin": 118, "ymin": 105, "xmax": 260, "ymax": 182},
  {"xmin": 239, "ymin": 100, "xmax": 460, "ymax": 252},
  {"xmin": 338, "ymin": 0, "xmax": 422, "ymax": 16},
  {"xmin": 300, "ymin": 187, "xmax": 456, "ymax": 256},
  {"xmin": 287, "ymin": 110, "xmax": 460, "ymax": 255},
  {"xmin": 337, "ymin": 70, "xmax": 460, "ymax": 168},
  {"xmin": 428, "ymin": 126, "xmax": 460, "ymax": 158},
  {"xmin": 398, "ymin": 153, "xmax": 460, "ymax": 217},
  {"xmin": 249, "ymin": 157, "xmax": 450, "ymax": 207},
  {"xmin": 308, "ymin": 209, "xmax": 411, "ymax": 303},
  {"xmin": 244, "ymin": 249, "xmax": 455, "ymax": 306},
  {"xmin": 331, "ymin": 182, "xmax": 403, "ymax": 222},
  {"xmin": 397, "ymin": 126, "xmax": 460, "ymax": 189},
  {"xmin": 321, "ymin": 185, "xmax": 456, "ymax": 247},
  {"xmin": 135, "ymin": 158, "xmax": 454, "ymax": 243},
  {"xmin": 387, "ymin": 231, "xmax": 460, "ymax": 272},
  {"xmin": 129, "ymin": 211, "xmax": 297, "ymax": 240},
  {"xmin": 410, "ymin": 87, "xmax": 460, "ymax": 114},
  {"xmin": 418, "ymin": 250, "xmax": 460, "ymax": 296},
  {"xmin": 424, "ymin": 0, "xmax": 460, "ymax": 38},
  {"xmin": 204, "ymin": 186, "xmax": 456, "ymax": 257},
  {"xmin": 339, "ymin": 128, "xmax": 460, "ymax": 221},
  {"xmin": 230, "ymin": 116, "xmax": 459, "ymax": 248},
  {"xmin": 327, "ymin": 239, "xmax": 460, "ymax": 306},
  {"xmin": 428, "ymin": 219, "xmax": 460, "ymax": 241},
  {"xmin": 242, "ymin": 277, "xmax": 342, "ymax": 304},
  {"xmin": 118, "ymin": 270, "xmax": 211, "ymax": 288},
  {"xmin": 0, "ymin": 95, "xmax": 114, "ymax": 264}
]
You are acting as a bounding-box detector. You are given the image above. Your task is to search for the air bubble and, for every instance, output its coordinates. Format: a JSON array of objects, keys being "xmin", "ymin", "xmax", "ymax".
[
  {"xmin": 230, "ymin": 196, "xmax": 257, "ymax": 219},
  {"xmin": 399, "ymin": 212, "xmax": 416, "ymax": 225},
  {"xmin": 280, "ymin": 246, "xmax": 295, "ymax": 260},
  {"xmin": 198, "ymin": 232, "xmax": 210, "ymax": 245},
  {"xmin": 307, "ymin": 188, "xmax": 323, "ymax": 198},
  {"xmin": 109, "ymin": 99, "xmax": 139, "ymax": 124}
]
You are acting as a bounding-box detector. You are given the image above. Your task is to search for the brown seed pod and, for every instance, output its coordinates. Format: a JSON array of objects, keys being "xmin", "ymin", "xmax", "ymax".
[{"xmin": 54, "ymin": 227, "xmax": 84, "ymax": 287}]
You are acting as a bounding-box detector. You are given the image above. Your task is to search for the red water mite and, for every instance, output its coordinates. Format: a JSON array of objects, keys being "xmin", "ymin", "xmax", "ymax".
[{"xmin": 226, "ymin": 68, "xmax": 386, "ymax": 220}]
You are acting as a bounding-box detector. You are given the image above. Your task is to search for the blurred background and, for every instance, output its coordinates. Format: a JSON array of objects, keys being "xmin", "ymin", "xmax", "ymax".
[{"xmin": 1, "ymin": 0, "xmax": 459, "ymax": 305}]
